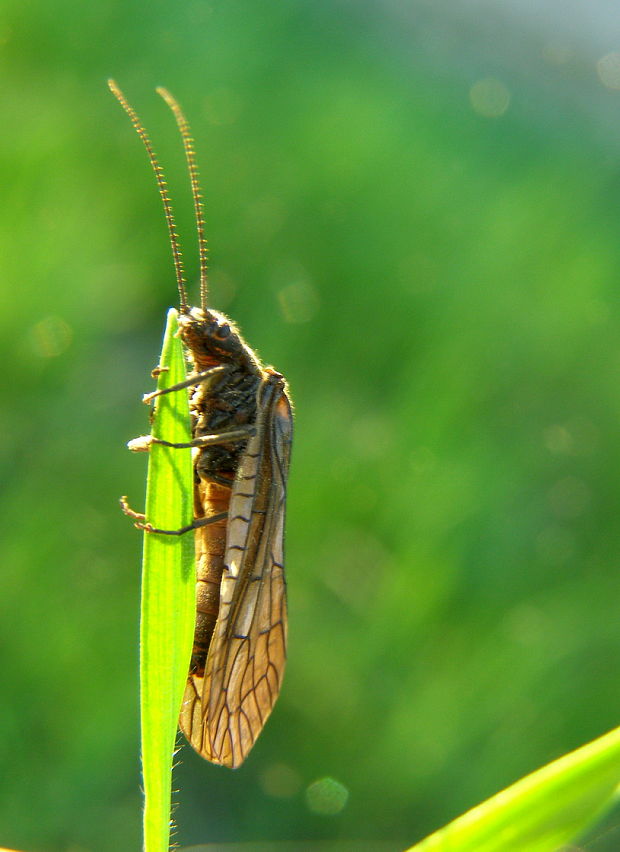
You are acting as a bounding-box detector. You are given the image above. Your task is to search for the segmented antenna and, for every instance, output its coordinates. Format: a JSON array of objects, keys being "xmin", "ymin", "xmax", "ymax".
[
  {"xmin": 108, "ymin": 79, "xmax": 189, "ymax": 313},
  {"xmin": 157, "ymin": 86, "xmax": 209, "ymax": 312}
]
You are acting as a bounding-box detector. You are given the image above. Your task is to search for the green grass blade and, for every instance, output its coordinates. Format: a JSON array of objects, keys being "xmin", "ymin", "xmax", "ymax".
[
  {"xmin": 140, "ymin": 308, "xmax": 195, "ymax": 852},
  {"xmin": 405, "ymin": 726, "xmax": 620, "ymax": 852}
]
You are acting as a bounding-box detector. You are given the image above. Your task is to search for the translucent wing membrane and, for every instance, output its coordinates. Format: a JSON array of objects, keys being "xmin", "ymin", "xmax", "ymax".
[{"xmin": 179, "ymin": 377, "xmax": 293, "ymax": 767}]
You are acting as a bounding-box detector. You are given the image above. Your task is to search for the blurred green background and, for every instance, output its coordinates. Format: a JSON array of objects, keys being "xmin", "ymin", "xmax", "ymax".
[{"xmin": 1, "ymin": 1, "xmax": 620, "ymax": 850}]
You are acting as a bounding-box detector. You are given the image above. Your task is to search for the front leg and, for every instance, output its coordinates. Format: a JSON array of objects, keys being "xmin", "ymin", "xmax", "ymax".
[
  {"xmin": 127, "ymin": 425, "xmax": 255, "ymax": 453},
  {"xmin": 142, "ymin": 364, "xmax": 232, "ymax": 404}
]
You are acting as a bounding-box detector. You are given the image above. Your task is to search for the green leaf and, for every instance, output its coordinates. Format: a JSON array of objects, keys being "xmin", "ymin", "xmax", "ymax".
[
  {"xmin": 405, "ymin": 726, "xmax": 620, "ymax": 852},
  {"xmin": 140, "ymin": 308, "xmax": 195, "ymax": 852}
]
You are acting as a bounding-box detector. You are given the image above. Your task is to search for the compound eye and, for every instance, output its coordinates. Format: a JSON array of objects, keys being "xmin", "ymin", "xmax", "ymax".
[{"xmin": 218, "ymin": 323, "xmax": 231, "ymax": 339}]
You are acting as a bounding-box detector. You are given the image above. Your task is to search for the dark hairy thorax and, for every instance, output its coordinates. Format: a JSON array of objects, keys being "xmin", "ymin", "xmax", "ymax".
[{"xmin": 178, "ymin": 307, "xmax": 264, "ymax": 674}]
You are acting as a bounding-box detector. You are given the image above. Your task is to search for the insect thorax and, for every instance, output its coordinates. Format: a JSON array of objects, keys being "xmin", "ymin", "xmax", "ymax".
[{"xmin": 179, "ymin": 307, "xmax": 263, "ymax": 483}]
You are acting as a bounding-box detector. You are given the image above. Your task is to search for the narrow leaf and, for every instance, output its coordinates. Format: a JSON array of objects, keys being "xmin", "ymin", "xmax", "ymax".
[
  {"xmin": 140, "ymin": 308, "xmax": 195, "ymax": 852},
  {"xmin": 406, "ymin": 726, "xmax": 620, "ymax": 852}
]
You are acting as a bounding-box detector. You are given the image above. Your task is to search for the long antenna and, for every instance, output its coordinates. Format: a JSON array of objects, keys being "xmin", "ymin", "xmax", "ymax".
[
  {"xmin": 108, "ymin": 79, "xmax": 189, "ymax": 313},
  {"xmin": 156, "ymin": 86, "xmax": 209, "ymax": 312}
]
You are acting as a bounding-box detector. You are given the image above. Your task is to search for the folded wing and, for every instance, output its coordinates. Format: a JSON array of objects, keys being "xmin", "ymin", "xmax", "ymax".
[{"xmin": 179, "ymin": 374, "xmax": 293, "ymax": 767}]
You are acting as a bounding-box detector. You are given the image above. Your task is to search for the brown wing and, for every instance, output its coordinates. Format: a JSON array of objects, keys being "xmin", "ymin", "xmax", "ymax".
[{"xmin": 179, "ymin": 373, "xmax": 293, "ymax": 767}]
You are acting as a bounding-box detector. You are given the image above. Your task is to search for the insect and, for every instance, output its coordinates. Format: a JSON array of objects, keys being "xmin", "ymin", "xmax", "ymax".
[{"xmin": 109, "ymin": 80, "xmax": 293, "ymax": 768}]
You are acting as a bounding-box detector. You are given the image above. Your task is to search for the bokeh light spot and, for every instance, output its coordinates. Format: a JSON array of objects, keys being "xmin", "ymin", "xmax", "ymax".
[
  {"xmin": 28, "ymin": 315, "xmax": 73, "ymax": 358},
  {"xmin": 305, "ymin": 776, "xmax": 349, "ymax": 815},
  {"xmin": 544, "ymin": 424, "xmax": 574, "ymax": 455},
  {"xmin": 544, "ymin": 419, "xmax": 599, "ymax": 457},
  {"xmin": 277, "ymin": 279, "xmax": 319, "ymax": 323},
  {"xmin": 542, "ymin": 40, "xmax": 573, "ymax": 66},
  {"xmin": 260, "ymin": 762, "xmax": 302, "ymax": 798},
  {"xmin": 469, "ymin": 77, "xmax": 511, "ymax": 117},
  {"xmin": 597, "ymin": 52, "xmax": 620, "ymax": 90}
]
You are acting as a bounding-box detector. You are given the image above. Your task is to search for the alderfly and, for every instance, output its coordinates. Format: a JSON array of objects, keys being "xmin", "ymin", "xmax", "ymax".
[{"xmin": 110, "ymin": 80, "xmax": 292, "ymax": 768}]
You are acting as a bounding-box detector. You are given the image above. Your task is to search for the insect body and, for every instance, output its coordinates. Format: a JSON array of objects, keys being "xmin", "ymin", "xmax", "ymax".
[{"xmin": 110, "ymin": 81, "xmax": 292, "ymax": 768}]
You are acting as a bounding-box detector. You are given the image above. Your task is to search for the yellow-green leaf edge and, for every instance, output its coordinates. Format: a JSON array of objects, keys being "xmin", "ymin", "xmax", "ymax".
[
  {"xmin": 406, "ymin": 726, "xmax": 620, "ymax": 852},
  {"xmin": 140, "ymin": 308, "xmax": 195, "ymax": 852}
]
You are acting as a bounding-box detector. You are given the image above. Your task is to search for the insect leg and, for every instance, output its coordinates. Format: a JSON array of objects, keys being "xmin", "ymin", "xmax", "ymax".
[
  {"xmin": 120, "ymin": 496, "xmax": 146, "ymax": 522},
  {"xmin": 151, "ymin": 365, "xmax": 169, "ymax": 378},
  {"xmin": 135, "ymin": 513, "xmax": 229, "ymax": 536},
  {"xmin": 143, "ymin": 365, "xmax": 231, "ymax": 404},
  {"xmin": 151, "ymin": 426, "xmax": 255, "ymax": 449},
  {"xmin": 127, "ymin": 426, "xmax": 254, "ymax": 453},
  {"xmin": 120, "ymin": 496, "xmax": 228, "ymax": 536}
]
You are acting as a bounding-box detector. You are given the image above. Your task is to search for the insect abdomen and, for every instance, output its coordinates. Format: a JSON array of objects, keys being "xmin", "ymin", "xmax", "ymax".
[{"xmin": 191, "ymin": 481, "xmax": 231, "ymax": 674}]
